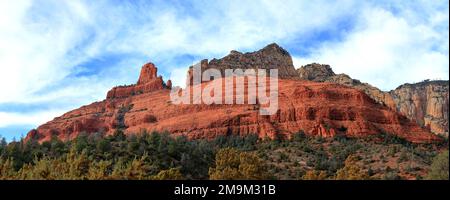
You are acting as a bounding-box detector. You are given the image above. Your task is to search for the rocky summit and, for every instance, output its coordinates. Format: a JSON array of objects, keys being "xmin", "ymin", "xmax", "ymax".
[
  {"xmin": 187, "ymin": 43, "xmax": 298, "ymax": 84},
  {"xmin": 208, "ymin": 43, "xmax": 298, "ymax": 78},
  {"xmin": 26, "ymin": 43, "xmax": 444, "ymax": 143},
  {"xmin": 106, "ymin": 63, "xmax": 171, "ymax": 99}
]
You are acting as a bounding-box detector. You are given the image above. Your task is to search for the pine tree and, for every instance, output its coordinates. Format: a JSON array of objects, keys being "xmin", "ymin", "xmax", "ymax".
[
  {"xmin": 122, "ymin": 154, "xmax": 151, "ymax": 180},
  {"xmin": 66, "ymin": 148, "xmax": 90, "ymax": 179}
]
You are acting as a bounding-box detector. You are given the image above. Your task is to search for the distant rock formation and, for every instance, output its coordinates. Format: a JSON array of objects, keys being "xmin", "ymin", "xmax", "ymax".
[{"xmin": 297, "ymin": 63, "xmax": 449, "ymax": 136}]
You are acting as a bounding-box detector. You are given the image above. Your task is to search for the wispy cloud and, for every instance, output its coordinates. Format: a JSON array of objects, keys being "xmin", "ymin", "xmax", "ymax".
[
  {"xmin": 0, "ymin": 110, "xmax": 66, "ymax": 128},
  {"xmin": 0, "ymin": 0, "xmax": 448, "ymax": 139}
]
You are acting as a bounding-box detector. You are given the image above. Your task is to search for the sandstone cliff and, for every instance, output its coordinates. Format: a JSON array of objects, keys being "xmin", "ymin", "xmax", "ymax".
[
  {"xmin": 390, "ymin": 81, "xmax": 449, "ymax": 136},
  {"xmin": 26, "ymin": 74, "xmax": 440, "ymax": 143},
  {"xmin": 297, "ymin": 63, "xmax": 449, "ymax": 136}
]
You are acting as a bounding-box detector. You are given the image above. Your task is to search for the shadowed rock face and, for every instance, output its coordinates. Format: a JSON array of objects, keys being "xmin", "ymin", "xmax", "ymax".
[
  {"xmin": 25, "ymin": 44, "xmax": 442, "ymax": 143},
  {"xmin": 297, "ymin": 64, "xmax": 449, "ymax": 136}
]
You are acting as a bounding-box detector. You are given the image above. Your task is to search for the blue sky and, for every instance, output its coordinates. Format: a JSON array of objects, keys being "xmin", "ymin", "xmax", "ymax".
[{"xmin": 0, "ymin": 0, "xmax": 448, "ymax": 141}]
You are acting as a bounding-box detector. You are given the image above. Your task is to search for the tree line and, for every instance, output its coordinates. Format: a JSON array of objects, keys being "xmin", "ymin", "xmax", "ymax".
[{"xmin": 0, "ymin": 130, "xmax": 447, "ymax": 180}]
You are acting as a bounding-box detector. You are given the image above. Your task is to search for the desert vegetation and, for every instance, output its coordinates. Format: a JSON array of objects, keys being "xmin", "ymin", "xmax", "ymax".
[{"xmin": 0, "ymin": 131, "xmax": 447, "ymax": 180}]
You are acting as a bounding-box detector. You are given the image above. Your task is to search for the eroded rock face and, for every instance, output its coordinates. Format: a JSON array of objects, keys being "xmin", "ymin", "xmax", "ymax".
[
  {"xmin": 296, "ymin": 64, "xmax": 396, "ymax": 108},
  {"xmin": 390, "ymin": 81, "xmax": 449, "ymax": 136},
  {"xmin": 296, "ymin": 64, "xmax": 449, "ymax": 136}
]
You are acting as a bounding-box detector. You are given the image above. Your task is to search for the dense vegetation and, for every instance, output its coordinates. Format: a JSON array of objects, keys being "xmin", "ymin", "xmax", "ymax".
[{"xmin": 0, "ymin": 130, "xmax": 447, "ymax": 180}]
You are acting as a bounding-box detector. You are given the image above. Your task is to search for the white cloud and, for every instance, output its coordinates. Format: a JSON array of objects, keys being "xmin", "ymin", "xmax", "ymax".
[
  {"xmin": 0, "ymin": 0, "xmax": 357, "ymax": 103},
  {"xmin": 0, "ymin": 0, "xmax": 356, "ymax": 104},
  {"xmin": 0, "ymin": 1, "xmax": 95, "ymax": 103},
  {"xmin": 0, "ymin": 110, "xmax": 66, "ymax": 128},
  {"xmin": 293, "ymin": 3, "xmax": 449, "ymax": 91}
]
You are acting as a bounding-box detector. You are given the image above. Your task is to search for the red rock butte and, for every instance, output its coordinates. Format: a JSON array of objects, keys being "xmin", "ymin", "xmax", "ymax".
[
  {"xmin": 25, "ymin": 44, "xmax": 442, "ymax": 143},
  {"xmin": 106, "ymin": 63, "xmax": 169, "ymax": 99}
]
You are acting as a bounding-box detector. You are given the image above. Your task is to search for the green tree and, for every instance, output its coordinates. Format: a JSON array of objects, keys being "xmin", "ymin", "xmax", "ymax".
[
  {"xmin": 0, "ymin": 137, "xmax": 7, "ymax": 155},
  {"xmin": 24, "ymin": 157, "xmax": 55, "ymax": 180},
  {"xmin": 0, "ymin": 158, "xmax": 16, "ymax": 179},
  {"xmin": 88, "ymin": 160, "xmax": 112, "ymax": 180},
  {"xmin": 112, "ymin": 129, "xmax": 126, "ymax": 141},
  {"xmin": 209, "ymin": 148, "xmax": 270, "ymax": 180},
  {"xmin": 302, "ymin": 170, "xmax": 328, "ymax": 180},
  {"xmin": 96, "ymin": 139, "xmax": 111, "ymax": 154},
  {"xmin": 66, "ymin": 148, "xmax": 90, "ymax": 179},
  {"xmin": 119, "ymin": 154, "xmax": 151, "ymax": 180},
  {"xmin": 426, "ymin": 150, "xmax": 449, "ymax": 180},
  {"xmin": 152, "ymin": 168, "xmax": 184, "ymax": 180},
  {"xmin": 111, "ymin": 158, "xmax": 127, "ymax": 179},
  {"xmin": 335, "ymin": 155, "xmax": 369, "ymax": 180},
  {"xmin": 74, "ymin": 134, "xmax": 89, "ymax": 153}
]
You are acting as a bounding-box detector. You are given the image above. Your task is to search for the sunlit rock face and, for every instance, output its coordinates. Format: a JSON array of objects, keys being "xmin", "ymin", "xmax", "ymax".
[
  {"xmin": 390, "ymin": 81, "xmax": 449, "ymax": 137},
  {"xmin": 297, "ymin": 64, "xmax": 449, "ymax": 136}
]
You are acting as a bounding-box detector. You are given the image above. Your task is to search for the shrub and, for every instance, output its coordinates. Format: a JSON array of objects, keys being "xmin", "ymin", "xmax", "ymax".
[
  {"xmin": 152, "ymin": 168, "xmax": 184, "ymax": 180},
  {"xmin": 335, "ymin": 155, "xmax": 369, "ymax": 180},
  {"xmin": 397, "ymin": 151, "xmax": 409, "ymax": 163},
  {"xmin": 426, "ymin": 150, "xmax": 449, "ymax": 180},
  {"xmin": 209, "ymin": 148, "xmax": 270, "ymax": 180},
  {"xmin": 383, "ymin": 171, "xmax": 400, "ymax": 180},
  {"xmin": 302, "ymin": 170, "xmax": 327, "ymax": 180},
  {"xmin": 144, "ymin": 114, "xmax": 157, "ymax": 123}
]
